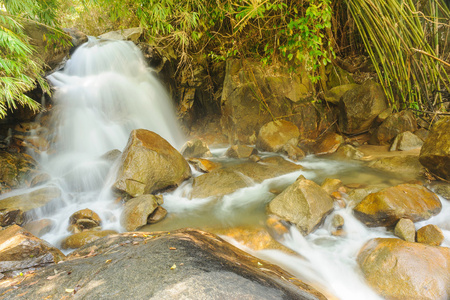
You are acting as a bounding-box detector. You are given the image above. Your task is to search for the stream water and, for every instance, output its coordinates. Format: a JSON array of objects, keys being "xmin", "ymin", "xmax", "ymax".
[{"xmin": 7, "ymin": 38, "xmax": 450, "ymax": 299}]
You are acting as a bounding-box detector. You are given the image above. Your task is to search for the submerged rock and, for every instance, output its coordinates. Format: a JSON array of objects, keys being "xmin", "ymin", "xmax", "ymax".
[
  {"xmin": 113, "ymin": 129, "xmax": 191, "ymax": 197},
  {"xmin": 367, "ymin": 155, "xmax": 425, "ymax": 180},
  {"xmin": 0, "ymin": 225, "xmax": 65, "ymax": 273},
  {"xmin": 357, "ymin": 238, "xmax": 450, "ymax": 300},
  {"xmin": 256, "ymin": 120, "xmax": 300, "ymax": 152},
  {"xmin": 419, "ymin": 116, "xmax": 450, "ymax": 180},
  {"xmin": 267, "ymin": 176, "xmax": 334, "ymax": 235},
  {"xmin": 353, "ymin": 184, "xmax": 441, "ymax": 227},
  {"xmin": 0, "ymin": 229, "xmax": 326, "ymax": 299}
]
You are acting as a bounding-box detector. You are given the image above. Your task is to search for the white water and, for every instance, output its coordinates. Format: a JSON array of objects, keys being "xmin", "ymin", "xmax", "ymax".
[{"xmin": 6, "ymin": 38, "xmax": 450, "ymax": 299}]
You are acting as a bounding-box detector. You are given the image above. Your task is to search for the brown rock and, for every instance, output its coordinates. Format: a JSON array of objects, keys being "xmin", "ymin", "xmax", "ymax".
[
  {"xmin": 0, "ymin": 225, "xmax": 65, "ymax": 272},
  {"xmin": 267, "ymin": 176, "xmax": 334, "ymax": 235},
  {"xmin": 416, "ymin": 224, "xmax": 444, "ymax": 246},
  {"xmin": 353, "ymin": 184, "xmax": 442, "ymax": 227},
  {"xmin": 314, "ymin": 132, "xmax": 344, "ymax": 155},
  {"xmin": 22, "ymin": 219, "xmax": 54, "ymax": 237},
  {"xmin": 113, "ymin": 129, "xmax": 191, "ymax": 197},
  {"xmin": 0, "ymin": 151, "xmax": 38, "ymax": 192},
  {"xmin": 394, "ymin": 218, "xmax": 415, "ymax": 242},
  {"xmin": 30, "ymin": 173, "xmax": 52, "ymax": 187},
  {"xmin": 121, "ymin": 195, "xmax": 159, "ymax": 231},
  {"xmin": 69, "ymin": 208, "xmax": 101, "ymax": 230},
  {"xmin": 331, "ymin": 214, "xmax": 345, "ymax": 230},
  {"xmin": 370, "ymin": 110, "xmax": 417, "ymax": 145},
  {"xmin": 321, "ymin": 178, "xmax": 344, "ymax": 195},
  {"xmin": 147, "ymin": 206, "xmax": 167, "ymax": 224},
  {"xmin": 431, "ymin": 182, "xmax": 450, "ymax": 200},
  {"xmin": 101, "ymin": 149, "xmax": 122, "ymax": 162},
  {"xmin": 367, "ymin": 155, "xmax": 425, "ymax": 180},
  {"xmin": 333, "ymin": 144, "xmax": 364, "ymax": 160},
  {"xmin": 61, "ymin": 230, "xmax": 118, "ymax": 250},
  {"xmin": 419, "ymin": 116, "xmax": 450, "ymax": 180},
  {"xmin": 188, "ymin": 158, "xmax": 221, "ymax": 173},
  {"xmin": 181, "ymin": 139, "xmax": 212, "ymax": 158},
  {"xmin": 323, "ymin": 84, "xmax": 359, "ymax": 105},
  {"xmin": 357, "ymin": 238, "xmax": 450, "ymax": 299},
  {"xmin": 414, "ymin": 128, "xmax": 429, "ymax": 141},
  {"xmin": 278, "ymin": 144, "xmax": 305, "ymax": 161},
  {"xmin": 225, "ymin": 145, "xmax": 257, "ymax": 158},
  {"xmin": 389, "ymin": 131, "xmax": 423, "ymax": 151},
  {"xmin": 256, "ymin": 120, "xmax": 300, "ymax": 152}
]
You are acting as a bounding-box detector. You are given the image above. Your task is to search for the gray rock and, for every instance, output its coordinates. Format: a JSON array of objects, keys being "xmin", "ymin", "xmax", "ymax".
[
  {"xmin": 389, "ymin": 131, "xmax": 423, "ymax": 151},
  {"xmin": 181, "ymin": 139, "xmax": 212, "ymax": 158},
  {"xmin": 99, "ymin": 27, "xmax": 143, "ymax": 42},
  {"xmin": 394, "ymin": 218, "xmax": 415, "ymax": 242}
]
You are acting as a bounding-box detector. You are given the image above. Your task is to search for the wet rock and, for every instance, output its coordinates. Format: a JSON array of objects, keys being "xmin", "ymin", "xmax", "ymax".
[
  {"xmin": 370, "ymin": 110, "xmax": 417, "ymax": 145},
  {"xmin": 188, "ymin": 158, "xmax": 221, "ymax": 173},
  {"xmin": 100, "ymin": 149, "xmax": 122, "ymax": 162},
  {"xmin": 22, "ymin": 219, "xmax": 54, "ymax": 237},
  {"xmin": 338, "ymin": 80, "xmax": 388, "ymax": 134},
  {"xmin": 267, "ymin": 176, "xmax": 334, "ymax": 235},
  {"xmin": 69, "ymin": 208, "xmax": 101, "ymax": 232},
  {"xmin": 331, "ymin": 214, "xmax": 345, "ymax": 230},
  {"xmin": 346, "ymin": 185, "xmax": 385, "ymax": 205},
  {"xmin": 256, "ymin": 120, "xmax": 300, "ymax": 152},
  {"xmin": 431, "ymin": 182, "xmax": 450, "ymax": 200},
  {"xmin": 61, "ymin": 230, "xmax": 118, "ymax": 250},
  {"xmin": 225, "ymin": 145, "xmax": 257, "ymax": 158},
  {"xmin": 389, "ymin": 131, "xmax": 423, "ymax": 151},
  {"xmin": 121, "ymin": 195, "xmax": 160, "ymax": 231},
  {"xmin": 99, "ymin": 27, "xmax": 143, "ymax": 42},
  {"xmin": 353, "ymin": 184, "xmax": 441, "ymax": 227},
  {"xmin": 0, "ymin": 225, "xmax": 64, "ymax": 273},
  {"xmin": 416, "ymin": 224, "xmax": 444, "ymax": 246},
  {"xmin": 394, "ymin": 218, "xmax": 415, "ymax": 242},
  {"xmin": 333, "ymin": 144, "xmax": 364, "ymax": 160},
  {"xmin": 367, "ymin": 155, "xmax": 425, "ymax": 180},
  {"xmin": 313, "ymin": 132, "xmax": 344, "ymax": 155},
  {"xmin": 321, "ymin": 178, "xmax": 345, "ymax": 195},
  {"xmin": 323, "ymin": 84, "xmax": 359, "ymax": 105},
  {"xmin": 30, "ymin": 173, "xmax": 51, "ymax": 187},
  {"xmin": 0, "ymin": 187, "xmax": 61, "ymax": 226},
  {"xmin": 0, "ymin": 151, "xmax": 38, "ymax": 193},
  {"xmin": 113, "ymin": 129, "xmax": 191, "ymax": 197},
  {"xmin": 357, "ymin": 238, "xmax": 450, "ymax": 300},
  {"xmin": 147, "ymin": 206, "xmax": 167, "ymax": 224},
  {"xmin": 191, "ymin": 156, "xmax": 302, "ymax": 199},
  {"xmin": 0, "ymin": 229, "xmax": 326, "ymax": 299},
  {"xmin": 419, "ymin": 116, "xmax": 450, "ymax": 180},
  {"xmin": 63, "ymin": 27, "xmax": 88, "ymax": 49},
  {"xmin": 181, "ymin": 139, "xmax": 212, "ymax": 158},
  {"xmin": 278, "ymin": 144, "xmax": 305, "ymax": 161}
]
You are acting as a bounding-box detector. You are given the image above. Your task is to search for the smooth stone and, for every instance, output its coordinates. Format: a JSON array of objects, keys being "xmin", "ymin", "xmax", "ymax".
[
  {"xmin": 416, "ymin": 224, "xmax": 444, "ymax": 246},
  {"xmin": 393, "ymin": 218, "xmax": 415, "ymax": 242}
]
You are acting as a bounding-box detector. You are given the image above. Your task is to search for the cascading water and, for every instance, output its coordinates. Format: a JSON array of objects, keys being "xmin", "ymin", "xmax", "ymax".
[{"xmin": 9, "ymin": 37, "xmax": 449, "ymax": 299}]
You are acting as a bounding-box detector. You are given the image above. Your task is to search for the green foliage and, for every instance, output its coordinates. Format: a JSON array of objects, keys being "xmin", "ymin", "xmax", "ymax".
[{"xmin": 0, "ymin": 0, "xmax": 68, "ymax": 118}]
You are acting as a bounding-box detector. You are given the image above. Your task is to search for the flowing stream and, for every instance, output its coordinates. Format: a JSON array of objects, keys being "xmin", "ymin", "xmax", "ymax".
[{"xmin": 11, "ymin": 38, "xmax": 450, "ymax": 299}]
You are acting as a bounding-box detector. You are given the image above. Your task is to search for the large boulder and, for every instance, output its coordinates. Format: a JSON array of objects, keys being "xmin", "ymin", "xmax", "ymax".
[
  {"xmin": 191, "ymin": 156, "xmax": 302, "ymax": 199},
  {"xmin": 0, "ymin": 151, "xmax": 38, "ymax": 193},
  {"xmin": 353, "ymin": 184, "xmax": 441, "ymax": 227},
  {"xmin": 267, "ymin": 176, "xmax": 334, "ymax": 235},
  {"xmin": 0, "ymin": 187, "xmax": 61, "ymax": 226},
  {"xmin": 256, "ymin": 120, "xmax": 300, "ymax": 152},
  {"xmin": 0, "ymin": 225, "xmax": 65, "ymax": 273},
  {"xmin": 113, "ymin": 129, "xmax": 191, "ymax": 197},
  {"xmin": 357, "ymin": 238, "xmax": 450, "ymax": 299},
  {"xmin": 120, "ymin": 195, "xmax": 161, "ymax": 231},
  {"xmin": 367, "ymin": 155, "xmax": 425, "ymax": 180},
  {"xmin": 338, "ymin": 80, "xmax": 388, "ymax": 134},
  {"xmin": 370, "ymin": 110, "xmax": 417, "ymax": 145},
  {"xmin": 419, "ymin": 116, "xmax": 450, "ymax": 180},
  {"xmin": 0, "ymin": 229, "xmax": 326, "ymax": 299}
]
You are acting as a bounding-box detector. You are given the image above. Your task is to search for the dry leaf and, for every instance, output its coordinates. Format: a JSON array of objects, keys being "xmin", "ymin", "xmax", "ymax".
[
  {"xmin": 65, "ymin": 289, "xmax": 74, "ymax": 293},
  {"xmin": 170, "ymin": 264, "xmax": 176, "ymax": 270},
  {"xmin": 105, "ymin": 259, "xmax": 112, "ymax": 264},
  {"xmin": 169, "ymin": 247, "xmax": 176, "ymax": 250}
]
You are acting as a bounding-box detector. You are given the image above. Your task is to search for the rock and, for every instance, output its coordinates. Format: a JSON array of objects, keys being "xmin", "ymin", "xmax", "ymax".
[
  {"xmin": 414, "ymin": 128, "xmax": 429, "ymax": 141},
  {"xmin": 357, "ymin": 238, "xmax": 450, "ymax": 300},
  {"xmin": 416, "ymin": 224, "xmax": 444, "ymax": 246},
  {"xmin": 61, "ymin": 230, "xmax": 118, "ymax": 250},
  {"xmin": 225, "ymin": 145, "xmax": 257, "ymax": 158},
  {"xmin": 0, "ymin": 225, "xmax": 64, "ymax": 273},
  {"xmin": 113, "ymin": 129, "xmax": 191, "ymax": 197},
  {"xmin": 394, "ymin": 218, "xmax": 415, "ymax": 242},
  {"xmin": 370, "ymin": 110, "xmax": 417, "ymax": 145},
  {"xmin": 346, "ymin": 185, "xmax": 385, "ymax": 205},
  {"xmin": 367, "ymin": 155, "xmax": 425, "ymax": 180},
  {"xmin": 69, "ymin": 209, "xmax": 101, "ymax": 232},
  {"xmin": 188, "ymin": 158, "xmax": 221, "ymax": 173},
  {"xmin": 333, "ymin": 144, "xmax": 364, "ymax": 160},
  {"xmin": 323, "ymin": 84, "xmax": 359, "ymax": 105},
  {"xmin": 389, "ymin": 131, "xmax": 423, "ymax": 151},
  {"xmin": 313, "ymin": 132, "xmax": 344, "ymax": 155},
  {"xmin": 63, "ymin": 27, "xmax": 88, "ymax": 49},
  {"xmin": 431, "ymin": 182, "xmax": 450, "ymax": 200},
  {"xmin": 321, "ymin": 178, "xmax": 345, "ymax": 195},
  {"xmin": 338, "ymin": 80, "xmax": 388, "ymax": 134},
  {"xmin": 191, "ymin": 156, "xmax": 302, "ymax": 199},
  {"xmin": 267, "ymin": 176, "xmax": 334, "ymax": 235},
  {"xmin": 0, "ymin": 229, "xmax": 326, "ymax": 299},
  {"xmin": 181, "ymin": 139, "xmax": 212, "ymax": 158},
  {"xmin": 419, "ymin": 116, "xmax": 450, "ymax": 180},
  {"xmin": 326, "ymin": 64, "xmax": 355, "ymax": 89},
  {"xmin": 0, "ymin": 151, "xmax": 38, "ymax": 192},
  {"xmin": 147, "ymin": 206, "xmax": 167, "ymax": 224},
  {"xmin": 22, "ymin": 219, "xmax": 54, "ymax": 237},
  {"xmin": 99, "ymin": 27, "xmax": 143, "ymax": 42},
  {"xmin": 30, "ymin": 173, "xmax": 51, "ymax": 187},
  {"xmin": 121, "ymin": 195, "xmax": 160, "ymax": 231},
  {"xmin": 353, "ymin": 184, "xmax": 442, "ymax": 227},
  {"xmin": 331, "ymin": 214, "xmax": 345, "ymax": 230},
  {"xmin": 0, "ymin": 187, "xmax": 61, "ymax": 226},
  {"xmin": 256, "ymin": 120, "xmax": 300, "ymax": 152},
  {"xmin": 100, "ymin": 149, "xmax": 122, "ymax": 162},
  {"xmin": 278, "ymin": 144, "xmax": 306, "ymax": 161},
  {"xmin": 376, "ymin": 107, "xmax": 393, "ymax": 123}
]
